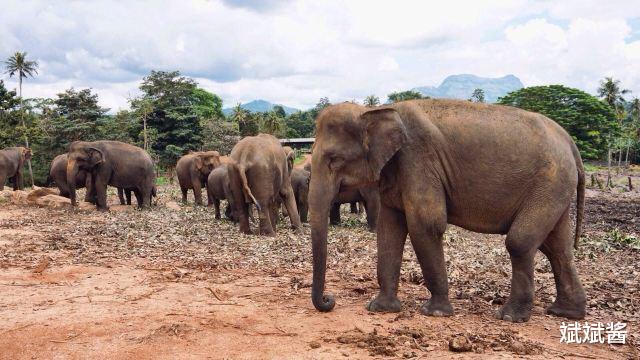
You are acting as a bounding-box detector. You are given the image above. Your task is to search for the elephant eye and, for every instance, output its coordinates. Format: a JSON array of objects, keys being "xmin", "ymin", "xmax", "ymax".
[{"xmin": 328, "ymin": 155, "xmax": 345, "ymax": 171}]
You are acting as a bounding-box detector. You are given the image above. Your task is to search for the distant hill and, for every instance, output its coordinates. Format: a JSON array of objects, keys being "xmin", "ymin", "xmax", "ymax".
[
  {"xmin": 413, "ymin": 74, "xmax": 523, "ymax": 103},
  {"xmin": 222, "ymin": 100, "xmax": 299, "ymax": 117}
]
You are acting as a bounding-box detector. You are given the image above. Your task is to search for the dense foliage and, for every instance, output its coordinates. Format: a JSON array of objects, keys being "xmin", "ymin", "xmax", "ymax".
[{"xmin": 497, "ymin": 85, "xmax": 619, "ymax": 159}]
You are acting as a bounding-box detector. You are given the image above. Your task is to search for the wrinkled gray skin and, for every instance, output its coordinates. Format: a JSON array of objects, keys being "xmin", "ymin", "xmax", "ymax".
[
  {"xmin": 67, "ymin": 141, "xmax": 156, "ymax": 211},
  {"xmin": 309, "ymin": 99, "xmax": 586, "ymax": 323},
  {"xmin": 330, "ymin": 187, "xmax": 379, "ymax": 231},
  {"xmin": 227, "ymin": 134, "xmax": 302, "ymax": 236},
  {"xmin": 176, "ymin": 151, "xmax": 221, "ymax": 205},
  {"xmin": 50, "ymin": 153, "xmax": 97, "ymax": 203},
  {"xmin": 0, "ymin": 147, "xmax": 31, "ymax": 191},
  {"xmin": 290, "ymin": 168, "xmax": 310, "ymax": 223},
  {"xmin": 206, "ymin": 164, "xmax": 235, "ymax": 220}
]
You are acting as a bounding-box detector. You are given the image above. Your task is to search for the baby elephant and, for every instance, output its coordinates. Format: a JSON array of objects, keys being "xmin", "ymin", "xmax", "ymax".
[
  {"xmin": 290, "ymin": 168, "xmax": 310, "ymax": 223},
  {"xmin": 206, "ymin": 164, "xmax": 235, "ymax": 220}
]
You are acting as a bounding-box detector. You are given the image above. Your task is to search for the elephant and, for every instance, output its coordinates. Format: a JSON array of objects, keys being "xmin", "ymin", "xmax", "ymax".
[
  {"xmin": 50, "ymin": 153, "xmax": 98, "ymax": 203},
  {"xmin": 67, "ymin": 140, "xmax": 156, "ymax": 211},
  {"xmin": 290, "ymin": 168, "xmax": 310, "ymax": 223},
  {"xmin": 308, "ymin": 99, "xmax": 586, "ymax": 323},
  {"xmin": 0, "ymin": 147, "xmax": 31, "ymax": 191},
  {"xmin": 207, "ymin": 162, "xmax": 236, "ymax": 220},
  {"xmin": 176, "ymin": 151, "xmax": 222, "ymax": 205},
  {"xmin": 227, "ymin": 133, "xmax": 302, "ymax": 236},
  {"xmin": 329, "ymin": 187, "xmax": 379, "ymax": 231}
]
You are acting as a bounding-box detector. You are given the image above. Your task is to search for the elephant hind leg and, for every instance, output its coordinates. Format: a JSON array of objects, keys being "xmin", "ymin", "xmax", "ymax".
[
  {"xmin": 497, "ymin": 200, "xmax": 568, "ymax": 323},
  {"xmin": 258, "ymin": 197, "xmax": 275, "ymax": 236},
  {"xmin": 539, "ymin": 209, "xmax": 586, "ymax": 320},
  {"xmin": 181, "ymin": 186, "xmax": 188, "ymax": 204}
]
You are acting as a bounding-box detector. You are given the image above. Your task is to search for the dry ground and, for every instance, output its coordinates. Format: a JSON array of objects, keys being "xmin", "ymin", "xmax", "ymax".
[{"xmin": 0, "ymin": 173, "xmax": 638, "ymax": 359}]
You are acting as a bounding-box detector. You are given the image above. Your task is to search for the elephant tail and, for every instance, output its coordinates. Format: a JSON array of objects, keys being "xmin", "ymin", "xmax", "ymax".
[
  {"xmin": 237, "ymin": 165, "xmax": 261, "ymax": 211},
  {"xmin": 572, "ymin": 143, "xmax": 585, "ymax": 249}
]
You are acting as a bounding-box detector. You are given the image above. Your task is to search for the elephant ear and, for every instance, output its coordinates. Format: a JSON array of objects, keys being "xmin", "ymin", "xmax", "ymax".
[
  {"xmin": 86, "ymin": 147, "xmax": 104, "ymax": 167},
  {"xmin": 194, "ymin": 156, "xmax": 204, "ymax": 171},
  {"xmin": 286, "ymin": 149, "xmax": 295, "ymax": 173},
  {"xmin": 360, "ymin": 108, "xmax": 407, "ymax": 180}
]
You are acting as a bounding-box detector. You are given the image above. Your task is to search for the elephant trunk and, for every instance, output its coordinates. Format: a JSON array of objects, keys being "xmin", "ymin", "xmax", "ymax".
[
  {"xmin": 308, "ymin": 170, "xmax": 338, "ymax": 312},
  {"xmin": 66, "ymin": 159, "xmax": 79, "ymax": 206}
]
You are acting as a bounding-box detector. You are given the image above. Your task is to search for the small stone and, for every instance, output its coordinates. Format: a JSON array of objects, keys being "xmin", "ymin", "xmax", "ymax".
[
  {"xmin": 448, "ymin": 335, "xmax": 472, "ymax": 352},
  {"xmin": 309, "ymin": 341, "xmax": 321, "ymax": 349}
]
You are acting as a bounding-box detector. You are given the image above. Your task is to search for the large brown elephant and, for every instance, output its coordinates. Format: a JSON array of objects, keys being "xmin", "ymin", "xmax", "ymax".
[
  {"xmin": 0, "ymin": 147, "xmax": 31, "ymax": 190},
  {"xmin": 308, "ymin": 99, "xmax": 586, "ymax": 323},
  {"xmin": 176, "ymin": 151, "xmax": 221, "ymax": 205},
  {"xmin": 227, "ymin": 134, "xmax": 302, "ymax": 236},
  {"xmin": 50, "ymin": 153, "xmax": 133, "ymax": 204},
  {"xmin": 67, "ymin": 141, "xmax": 155, "ymax": 211}
]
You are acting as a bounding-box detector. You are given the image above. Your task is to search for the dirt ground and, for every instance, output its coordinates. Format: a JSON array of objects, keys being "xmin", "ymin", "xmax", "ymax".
[{"xmin": 0, "ymin": 173, "xmax": 639, "ymax": 359}]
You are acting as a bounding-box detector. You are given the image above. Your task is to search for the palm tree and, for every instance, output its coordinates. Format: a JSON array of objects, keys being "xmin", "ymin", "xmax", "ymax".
[
  {"xmin": 4, "ymin": 52, "xmax": 38, "ymax": 187},
  {"xmin": 597, "ymin": 77, "xmax": 630, "ymax": 108},
  {"xmin": 363, "ymin": 95, "xmax": 380, "ymax": 107},
  {"xmin": 597, "ymin": 77, "xmax": 631, "ymax": 186}
]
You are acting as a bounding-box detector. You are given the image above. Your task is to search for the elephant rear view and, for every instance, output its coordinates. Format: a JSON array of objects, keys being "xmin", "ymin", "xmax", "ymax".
[
  {"xmin": 66, "ymin": 141, "xmax": 155, "ymax": 211},
  {"xmin": 228, "ymin": 134, "xmax": 302, "ymax": 236},
  {"xmin": 0, "ymin": 147, "xmax": 31, "ymax": 191}
]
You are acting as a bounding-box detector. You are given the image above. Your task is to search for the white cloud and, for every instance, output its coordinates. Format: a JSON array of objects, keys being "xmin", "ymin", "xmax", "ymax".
[{"xmin": 0, "ymin": 0, "xmax": 638, "ymax": 111}]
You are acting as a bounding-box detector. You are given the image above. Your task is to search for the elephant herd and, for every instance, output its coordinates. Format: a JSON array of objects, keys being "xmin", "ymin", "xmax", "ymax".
[{"xmin": 1, "ymin": 99, "xmax": 589, "ymax": 324}]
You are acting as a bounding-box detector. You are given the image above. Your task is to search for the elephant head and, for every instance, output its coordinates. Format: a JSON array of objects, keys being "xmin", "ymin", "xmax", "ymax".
[
  {"xmin": 283, "ymin": 146, "xmax": 295, "ymax": 173},
  {"xmin": 66, "ymin": 142, "xmax": 105, "ymax": 206},
  {"xmin": 309, "ymin": 103, "xmax": 407, "ymax": 312},
  {"xmin": 20, "ymin": 147, "xmax": 32, "ymax": 164},
  {"xmin": 194, "ymin": 151, "xmax": 221, "ymax": 177}
]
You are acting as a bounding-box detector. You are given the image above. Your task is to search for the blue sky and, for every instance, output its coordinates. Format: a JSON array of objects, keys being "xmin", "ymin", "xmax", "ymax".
[{"xmin": 1, "ymin": 0, "xmax": 639, "ymax": 111}]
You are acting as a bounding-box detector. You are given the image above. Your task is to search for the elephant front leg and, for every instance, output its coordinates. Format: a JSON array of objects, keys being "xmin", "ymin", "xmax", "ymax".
[
  {"xmin": 367, "ymin": 205, "xmax": 407, "ymax": 313},
  {"xmin": 258, "ymin": 199, "xmax": 275, "ymax": 236},
  {"xmin": 407, "ymin": 200, "xmax": 453, "ymax": 317},
  {"xmin": 329, "ymin": 203, "xmax": 341, "ymax": 225},
  {"xmin": 94, "ymin": 178, "xmax": 109, "ymax": 212},
  {"xmin": 117, "ymin": 188, "xmax": 126, "ymax": 205},
  {"xmin": 192, "ymin": 180, "xmax": 203, "ymax": 206},
  {"xmin": 214, "ymin": 199, "xmax": 221, "ymax": 219}
]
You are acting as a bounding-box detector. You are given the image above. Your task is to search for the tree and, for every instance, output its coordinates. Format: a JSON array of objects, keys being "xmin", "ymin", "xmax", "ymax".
[
  {"xmin": 130, "ymin": 70, "xmax": 203, "ymax": 167},
  {"xmin": 364, "ymin": 95, "xmax": 380, "ymax": 107},
  {"xmin": 231, "ymin": 103, "xmax": 259, "ymax": 137},
  {"xmin": 469, "ymin": 88, "xmax": 485, "ymax": 103},
  {"xmin": 597, "ymin": 77, "xmax": 631, "ymax": 184},
  {"xmin": 260, "ymin": 111, "xmax": 284, "ymax": 136},
  {"xmin": 191, "ymin": 87, "xmax": 223, "ymax": 120},
  {"xmin": 497, "ymin": 85, "xmax": 618, "ymax": 160},
  {"xmin": 387, "ymin": 90, "xmax": 423, "ymax": 103},
  {"xmin": 284, "ymin": 111, "xmax": 315, "ymax": 138},
  {"xmin": 272, "ymin": 105, "xmax": 286, "ymax": 118},
  {"xmin": 52, "ymin": 88, "xmax": 109, "ymax": 141},
  {"xmin": 4, "ymin": 51, "xmax": 39, "ymax": 187},
  {"xmin": 201, "ymin": 117, "xmax": 240, "ymax": 155}
]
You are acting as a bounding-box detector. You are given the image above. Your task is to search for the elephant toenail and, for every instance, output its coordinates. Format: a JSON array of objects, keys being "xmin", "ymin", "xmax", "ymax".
[{"xmin": 503, "ymin": 314, "xmax": 513, "ymax": 322}]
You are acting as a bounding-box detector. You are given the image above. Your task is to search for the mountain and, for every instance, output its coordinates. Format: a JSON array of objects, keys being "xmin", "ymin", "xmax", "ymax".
[
  {"xmin": 222, "ymin": 100, "xmax": 299, "ymax": 116},
  {"xmin": 413, "ymin": 74, "xmax": 523, "ymax": 103}
]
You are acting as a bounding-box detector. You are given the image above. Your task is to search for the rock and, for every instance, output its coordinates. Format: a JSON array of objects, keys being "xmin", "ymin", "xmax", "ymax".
[
  {"xmin": 10, "ymin": 190, "xmax": 29, "ymax": 205},
  {"xmin": 27, "ymin": 187, "xmax": 58, "ymax": 204},
  {"xmin": 165, "ymin": 201, "xmax": 182, "ymax": 211},
  {"xmin": 78, "ymin": 201, "xmax": 96, "ymax": 211},
  {"xmin": 448, "ymin": 335, "xmax": 472, "ymax": 352},
  {"xmin": 0, "ymin": 190, "xmax": 12, "ymax": 202},
  {"xmin": 309, "ymin": 341, "xmax": 321, "ymax": 349},
  {"xmin": 35, "ymin": 194, "xmax": 71, "ymax": 208}
]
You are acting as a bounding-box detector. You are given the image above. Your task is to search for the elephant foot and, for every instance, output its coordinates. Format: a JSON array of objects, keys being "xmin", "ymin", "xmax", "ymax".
[
  {"xmin": 495, "ymin": 300, "xmax": 532, "ymax": 323},
  {"xmin": 367, "ymin": 294, "xmax": 401, "ymax": 313},
  {"xmin": 97, "ymin": 206, "xmax": 109, "ymax": 212},
  {"xmin": 546, "ymin": 300, "xmax": 585, "ymax": 320},
  {"xmin": 420, "ymin": 297, "xmax": 453, "ymax": 317}
]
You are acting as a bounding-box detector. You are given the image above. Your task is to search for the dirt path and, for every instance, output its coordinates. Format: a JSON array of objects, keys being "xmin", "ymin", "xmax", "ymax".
[{"xmin": 0, "ymin": 186, "xmax": 638, "ymax": 359}]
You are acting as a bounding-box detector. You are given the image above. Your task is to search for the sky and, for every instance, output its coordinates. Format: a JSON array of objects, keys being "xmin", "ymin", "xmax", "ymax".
[{"xmin": 1, "ymin": 0, "xmax": 639, "ymax": 112}]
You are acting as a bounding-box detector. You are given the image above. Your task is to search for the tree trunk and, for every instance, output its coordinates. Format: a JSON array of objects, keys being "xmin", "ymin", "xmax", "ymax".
[
  {"xmin": 625, "ymin": 143, "xmax": 630, "ymax": 167},
  {"xmin": 18, "ymin": 76, "xmax": 34, "ymax": 188},
  {"xmin": 143, "ymin": 109, "xmax": 149, "ymax": 151},
  {"xmin": 606, "ymin": 146, "xmax": 613, "ymax": 188}
]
